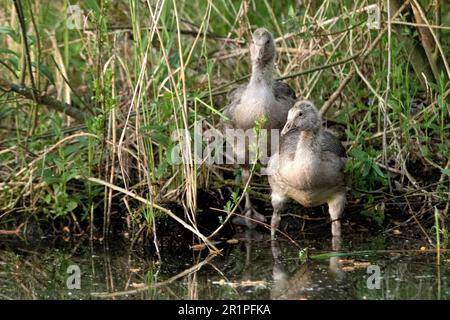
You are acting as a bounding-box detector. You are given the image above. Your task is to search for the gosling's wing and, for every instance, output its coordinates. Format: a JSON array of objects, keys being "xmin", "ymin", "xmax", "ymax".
[
  {"xmin": 280, "ymin": 129, "xmax": 345, "ymax": 160},
  {"xmin": 320, "ymin": 130, "xmax": 347, "ymax": 188},
  {"xmin": 223, "ymin": 83, "xmax": 247, "ymax": 125},
  {"xmin": 273, "ymin": 80, "xmax": 296, "ymax": 101},
  {"xmin": 321, "ymin": 130, "xmax": 346, "ymax": 158},
  {"xmin": 279, "ymin": 128, "xmax": 300, "ymax": 161},
  {"xmin": 272, "ymin": 81, "xmax": 296, "ymax": 128}
]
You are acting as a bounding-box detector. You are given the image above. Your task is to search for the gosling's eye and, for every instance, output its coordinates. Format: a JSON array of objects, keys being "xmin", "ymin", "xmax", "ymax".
[
  {"xmin": 266, "ymin": 39, "xmax": 270, "ymax": 44},
  {"xmin": 298, "ymin": 112, "xmax": 303, "ymax": 117}
]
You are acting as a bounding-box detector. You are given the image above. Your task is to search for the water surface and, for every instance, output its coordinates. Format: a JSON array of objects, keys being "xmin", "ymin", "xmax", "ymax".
[{"xmin": 0, "ymin": 232, "xmax": 448, "ymax": 300}]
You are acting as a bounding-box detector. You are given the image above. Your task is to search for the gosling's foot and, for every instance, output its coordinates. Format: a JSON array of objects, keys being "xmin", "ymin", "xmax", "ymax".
[{"xmin": 232, "ymin": 208, "xmax": 267, "ymax": 229}]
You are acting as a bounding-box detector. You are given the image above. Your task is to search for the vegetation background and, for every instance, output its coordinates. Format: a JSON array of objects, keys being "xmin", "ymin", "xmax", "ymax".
[{"xmin": 0, "ymin": 0, "xmax": 449, "ymax": 251}]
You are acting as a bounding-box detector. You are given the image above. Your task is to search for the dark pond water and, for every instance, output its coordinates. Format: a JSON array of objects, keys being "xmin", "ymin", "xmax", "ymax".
[{"xmin": 0, "ymin": 231, "xmax": 448, "ymax": 300}]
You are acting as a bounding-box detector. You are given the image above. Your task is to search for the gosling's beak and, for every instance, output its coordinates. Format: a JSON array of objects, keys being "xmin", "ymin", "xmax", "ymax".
[
  {"xmin": 281, "ymin": 119, "xmax": 294, "ymax": 136},
  {"xmin": 251, "ymin": 43, "xmax": 264, "ymax": 61},
  {"xmin": 256, "ymin": 46, "xmax": 264, "ymax": 61}
]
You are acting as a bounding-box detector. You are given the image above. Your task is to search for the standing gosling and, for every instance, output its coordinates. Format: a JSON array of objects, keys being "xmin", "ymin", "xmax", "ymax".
[
  {"xmin": 223, "ymin": 28, "xmax": 296, "ymax": 228},
  {"xmin": 267, "ymin": 100, "xmax": 346, "ymax": 238}
]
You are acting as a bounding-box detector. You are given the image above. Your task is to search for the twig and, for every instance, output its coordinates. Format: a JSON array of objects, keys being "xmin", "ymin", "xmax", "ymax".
[
  {"xmin": 26, "ymin": 0, "xmax": 41, "ymax": 89},
  {"xmin": 0, "ymin": 223, "xmax": 24, "ymax": 236},
  {"xmin": 205, "ymin": 52, "xmax": 362, "ymax": 99},
  {"xmin": 91, "ymin": 25, "xmax": 246, "ymax": 44},
  {"xmin": 87, "ymin": 177, "xmax": 219, "ymax": 253},
  {"xmin": 411, "ymin": 0, "xmax": 450, "ymax": 79},
  {"xmin": 90, "ymin": 251, "xmax": 217, "ymax": 298},
  {"xmin": 384, "ymin": 0, "xmax": 393, "ymax": 191},
  {"xmin": 390, "ymin": 20, "xmax": 450, "ymax": 30},
  {"xmin": 0, "ymin": 81, "xmax": 88, "ymax": 122},
  {"xmin": 405, "ymin": 198, "xmax": 433, "ymax": 245},
  {"xmin": 13, "ymin": 0, "xmax": 36, "ymax": 97},
  {"xmin": 277, "ymin": 51, "xmax": 361, "ymax": 81},
  {"xmin": 319, "ymin": 65, "xmax": 355, "ymax": 116},
  {"xmin": 320, "ymin": 0, "xmax": 412, "ymax": 116}
]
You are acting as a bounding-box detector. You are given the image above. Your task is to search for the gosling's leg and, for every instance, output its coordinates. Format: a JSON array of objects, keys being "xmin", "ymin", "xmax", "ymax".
[
  {"xmin": 232, "ymin": 166, "xmax": 267, "ymax": 228},
  {"xmin": 328, "ymin": 192, "xmax": 346, "ymax": 237},
  {"xmin": 329, "ymin": 233, "xmax": 342, "ymax": 275},
  {"xmin": 271, "ymin": 239, "xmax": 286, "ymax": 283},
  {"xmin": 271, "ymin": 193, "xmax": 286, "ymax": 239}
]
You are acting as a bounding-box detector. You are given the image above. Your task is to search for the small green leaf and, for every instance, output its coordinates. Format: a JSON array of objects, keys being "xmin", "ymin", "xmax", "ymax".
[
  {"xmin": 84, "ymin": 0, "xmax": 101, "ymax": 16},
  {"xmin": 66, "ymin": 200, "xmax": 78, "ymax": 212},
  {"xmin": 372, "ymin": 163, "xmax": 385, "ymax": 178},
  {"xmin": 231, "ymin": 191, "xmax": 239, "ymax": 204},
  {"xmin": 420, "ymin": 146, "xmax": 429, "ymax": 157},
  {"xmin": 298, "ymin": 247, "xmax": 309, "ymax": 263},
  {"xmin": 0, "ymin": 48, "xmax": 18, "ymax": 56},
  {"xmin": 32, "ymin": 62, "xmax": 55, "ymax": 85},
  {"xmin": 0, "ymin": 26, "xmax": 19, "ymax": 42},
  {"xmin": 6, "ymin": 57, "xmax": 18, "ymax": 70},
  {"xmin": 155, "ymin": 161, "xmax": 168, "ymax": 178},
  {"xmin": 223, "ymin": 200, "xmax": 232, "ymax": 213},
  {"xmin": 54, "ymin": 158, "xmax": 65, "ymax": 171},
  {"xmin": 288, "ymin": 5, "xmax": 295, "ymax": 17},
  {"xmin": 362, "ymin": 162, "xmax": 371, "ymax": 177},
  {"xmin": 64, "ymin": 142, "xmax": 85, "ymax": 155}
]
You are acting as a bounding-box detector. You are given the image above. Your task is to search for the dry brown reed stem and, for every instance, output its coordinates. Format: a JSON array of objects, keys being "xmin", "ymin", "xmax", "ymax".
[
  {"xmin": 87, "ymin": 177, "xmax": 219, "ymax": 253},
  {"xmin": 90, "ymin": 245, "xmax": 217, "ymax": 298},
  {"xmin": 206, "ymin": 162, "xmax": 256, "ymax": 240},
  {"xmin": 391, "ymin": 21, "xmax": 450, "ymax": 30},
  {"xmin": 411, "ymin": 0, "xmax": 450, "ymax": 79},
  {"xmin": 320, "ymin": 0, "xmax": 412, "ymax": 117}
]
